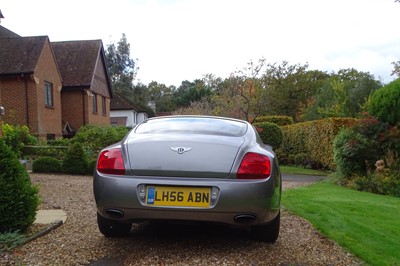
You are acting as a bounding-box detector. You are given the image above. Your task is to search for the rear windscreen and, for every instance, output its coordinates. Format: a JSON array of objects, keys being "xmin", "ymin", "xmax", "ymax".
[{"xmin": 135, "ymin": 117, "xmax": 248, "ymax": 137}]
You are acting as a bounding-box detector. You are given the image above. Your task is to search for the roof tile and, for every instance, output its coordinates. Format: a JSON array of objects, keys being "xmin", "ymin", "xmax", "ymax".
[
  {"xmin": 0, "ymin": 36, "xmax": 47, "ymax": 75},
  {"xmin": 52, "ymin": 40, "xmax": 102, "ymax": 87}
]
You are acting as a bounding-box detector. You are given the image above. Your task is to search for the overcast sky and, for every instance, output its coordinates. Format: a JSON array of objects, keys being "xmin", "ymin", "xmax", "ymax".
[{"xmin": 1, "ymin": 0, "xmax": 400, "ymax": 86}]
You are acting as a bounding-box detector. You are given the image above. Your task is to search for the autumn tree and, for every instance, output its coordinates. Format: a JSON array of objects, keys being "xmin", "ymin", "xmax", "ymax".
[
  {"xmin": 208, "ymin": 59, "xmax": 267, "ymax": 122},
  {"xmin": 261, "ymin": 61, "xmax": 324, "ymax": 121},
  {"xmin": 236, "ymin": 59, "xmax": 269, "ymax": 122}
]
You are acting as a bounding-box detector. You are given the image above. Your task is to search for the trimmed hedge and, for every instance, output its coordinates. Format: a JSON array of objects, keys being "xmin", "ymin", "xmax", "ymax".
[
  {"xmin": 32, "ymin": 156, "xmax": 63, "ymax": 173},
  {"xmin": 277, "ymin": 118, "xmax": 356, "ymax": 169},
  {"xmin": 253, "ymin": 122, "xmax": 283, "ymax": 148},
  {"xmin": 23, "ymin": 145, "xmax": 67, "ymax": 161},
  {"xmin": 254, "ymin": 115, "xmax": 293, "ymax": 126}
]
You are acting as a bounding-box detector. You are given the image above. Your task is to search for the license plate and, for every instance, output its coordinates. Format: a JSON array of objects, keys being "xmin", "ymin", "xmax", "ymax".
[{"xmin": 146, "ymin": 186, "xmax": 211, "ymax": 208}]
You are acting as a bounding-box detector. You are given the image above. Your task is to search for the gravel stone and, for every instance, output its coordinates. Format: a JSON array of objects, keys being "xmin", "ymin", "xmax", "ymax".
[{"xmin": 0, "ymin": 173, "xmax": 363, "ymax": 265}]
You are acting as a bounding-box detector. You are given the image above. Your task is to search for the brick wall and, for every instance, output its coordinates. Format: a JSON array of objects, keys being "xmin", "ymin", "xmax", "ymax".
[
  {"xmin": 0, "ymin": 40, "xmax": 63, "ymax": 140},
  {"xmin": 61, "ymin": 89, "xmax": 85, "ymax": 131},
  {"xmin": 87, "ymin": 93, "xmax": 110, "ymax": 126},
  {"xmin": 34, "ymin": 40, "xmax": 63, "ymax": 139},
  {"xmin": 0, "ymin": 76, "xmax": 31, "ymax": 127}
]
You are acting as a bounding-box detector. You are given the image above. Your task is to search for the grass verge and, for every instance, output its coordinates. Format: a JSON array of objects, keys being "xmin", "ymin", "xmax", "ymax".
[
  {"xmin": 283, "ymin": 181, "xmax": 400, "ymax": 266},
  {"xmin": 280, "ymin": 165, "xmax": 329, "ymax": 176}
]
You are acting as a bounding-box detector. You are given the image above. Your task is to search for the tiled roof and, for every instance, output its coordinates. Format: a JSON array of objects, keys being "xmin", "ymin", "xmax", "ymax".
[
  {"xmin": 110, "ymin": 92, "xmax": 137, "ymax": 110},
  {"xmin": 0, "ymin": 25, "xmax": 20, "ymax": 37},
  {"xmin": 0, "ymin": 36, "xmax": 47, "ymax": 75},
  {"xmin": 51, "ymin": 40, "xmax": 103, "ymax": 87}
]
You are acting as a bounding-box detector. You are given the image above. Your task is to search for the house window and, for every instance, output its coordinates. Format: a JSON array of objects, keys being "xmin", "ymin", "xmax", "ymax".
[
  {"xmin": 44, "ymin": 82, "xmax": 53, "ymax": 107},
  {"xmin": 92, "ymin": 93, "xmax": 97, "ymax": 113},
  {"xmin": 102, "ymin": 96, "xmax": 106, "ymax": 115}
]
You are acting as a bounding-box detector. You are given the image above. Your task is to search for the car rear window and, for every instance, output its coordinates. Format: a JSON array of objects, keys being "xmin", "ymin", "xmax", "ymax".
[{"xmin": 135, "ymin": 117, "xmax": 248, "ymax": 137}]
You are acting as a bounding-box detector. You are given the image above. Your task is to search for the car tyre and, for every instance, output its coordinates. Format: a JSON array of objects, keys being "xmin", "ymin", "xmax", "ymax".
[
  {"xmin": 97, "ymin": 212, "xmax": 132, "ymax": 237},
  {"xmin": 251, "ymin": 211, "xmax": 280, "ymax": 243}
]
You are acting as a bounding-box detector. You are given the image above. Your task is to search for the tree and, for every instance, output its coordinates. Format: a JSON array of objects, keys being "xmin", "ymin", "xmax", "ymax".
[
  {"xmin": 317, "ymin": 78, "xmax": 347, "ymax": 117},
  {"xmin": 147, "ymin": 81, "xmax": 176, "ymax": 112},
  {"xmin": 211, "ymin": 76, "xmax": 243, "ymax": 119},
  {"xmin": 392, "ymin": 61, "xmax": 400, "ymax": 78},
  {"xmin": 173, "ymin": 98, "xmax": 214, "ymax": 116},
  {"xmin": 261, "ymin": 61, "xmax": 323, "ymax": 121},
  {"xmin": 105, "ymin": 34, "xmax": 137, "ymax": 95},
  {"xmin": 209, "ymin": 59, "xmax": 268, "ymax": 122},
  {"xmin": 309, "ymin": 69, "xmax": 382, "ymax": 119},
  {"xmin": 235, "ymin": 59, "xmax": 268, "ymax": 122},
  {"xmin": 173, "ymin": 80, "xmax": 212, "ymax": 108}
]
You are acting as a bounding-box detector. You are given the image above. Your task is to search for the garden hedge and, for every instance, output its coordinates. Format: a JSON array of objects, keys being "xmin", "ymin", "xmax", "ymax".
[{"xmin": 277, "ymin": 118, "xmax": 356, "ymax": 169}]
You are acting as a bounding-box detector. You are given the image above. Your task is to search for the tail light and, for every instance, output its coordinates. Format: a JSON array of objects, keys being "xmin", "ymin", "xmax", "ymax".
[
  {"xmin": 237, "ymin": 152, "xmax": 271, "ymax": 179},
  {"xmin": 97, "ymin": 148, "xmax": 125, "ymax": 175}
]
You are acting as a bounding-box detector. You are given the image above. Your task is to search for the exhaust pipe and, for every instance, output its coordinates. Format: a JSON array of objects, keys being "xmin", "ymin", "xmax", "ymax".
[
  {"xmin": 106, "ymin": 208, "xmax": 124, "ymax": 218},
  {"xmin": 234, "ymin": 214, "xmax": 257, "ymax": 224}
]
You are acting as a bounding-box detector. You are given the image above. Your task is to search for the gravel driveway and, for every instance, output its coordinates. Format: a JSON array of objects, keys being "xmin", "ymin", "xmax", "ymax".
[{"xmin": 0, "ymin": 173, "xmax": 362, "ymax": 265}]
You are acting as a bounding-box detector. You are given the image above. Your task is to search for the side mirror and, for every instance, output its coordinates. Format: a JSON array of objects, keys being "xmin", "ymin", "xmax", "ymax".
[{"xmin": 0, "ymin": 106, "xmax": 5, "ymax": 116}]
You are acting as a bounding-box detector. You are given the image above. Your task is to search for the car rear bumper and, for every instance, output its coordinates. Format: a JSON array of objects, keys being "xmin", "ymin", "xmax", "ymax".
[{"xmin": 93, "ymin": 171, "xmax": 281, "ymax": 226}]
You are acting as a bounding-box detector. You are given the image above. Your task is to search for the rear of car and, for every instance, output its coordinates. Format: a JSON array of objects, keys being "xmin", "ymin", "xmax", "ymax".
[{"xmin": 93, "ymin": 116, "xmax": 281, "ymax": 242}]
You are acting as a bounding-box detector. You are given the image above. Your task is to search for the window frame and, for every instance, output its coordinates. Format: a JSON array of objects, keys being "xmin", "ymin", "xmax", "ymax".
[
  {"xmin": 102, "ymin": 96, "xmax": 106, "ymax": 115},
  {"xmin": 44, "ymin": 81, "xmax": 54, "ymax": 108},
  {"xmin": 92, "ymin": 93, "xmax": 98, "ymax": 114}
]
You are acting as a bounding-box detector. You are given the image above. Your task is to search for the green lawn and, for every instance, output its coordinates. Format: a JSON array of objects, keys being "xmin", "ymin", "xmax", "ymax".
[
  {"xmin": 283, "ymin": 181, "xmax": 400, "ymax": 266},
  {"xmin": 280, "ymin": 165, "xmax": 329, "ymax": 176}
]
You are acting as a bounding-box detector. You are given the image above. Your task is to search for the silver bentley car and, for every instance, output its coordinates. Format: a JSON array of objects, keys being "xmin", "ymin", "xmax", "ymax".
[{"xmin": 93, "ymin": 116, "xmax": 281, "ymax": 242}]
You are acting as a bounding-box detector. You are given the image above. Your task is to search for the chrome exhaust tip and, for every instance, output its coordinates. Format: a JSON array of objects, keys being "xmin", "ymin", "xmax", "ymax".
[
  {"xmin": 106, "ymin": 208, "xmax": 124, "ymax": 218},
  {"xmin": 234, "ymin": 214, "xmax": 257, "ymax": 224}
]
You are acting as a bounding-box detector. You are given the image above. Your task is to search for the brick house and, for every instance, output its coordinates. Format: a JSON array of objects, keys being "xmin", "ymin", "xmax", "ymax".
[
  {"xmin": 52, "ymin": 40, "xmax": 112, "ymax": 137},
  {"xmin": 0, "ymin": 25, "xmax": 113, "ymax": 139},
  {"xmin": 0, "ymin": 35, "xmax": 63, "ymax": 139},
  {"xmin": 0, "ymin": 25, "xmax": 20, "ymax": 135}
]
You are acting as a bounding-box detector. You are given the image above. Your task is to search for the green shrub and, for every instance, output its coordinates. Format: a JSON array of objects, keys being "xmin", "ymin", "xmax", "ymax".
[
  {"xmin": 333, "ymin": 128, "xmax": 373, "ymax": 178},
  {"xmin": 0, "ymin": 139, "xmax": 40, "ymax": 233},
  {"xmin": 2, "ymin": 123, "xmax": 37, "ymax": 157},
  {"xmin": 46, "ymin": 138, "xmax": 70, "ymax": 146},
  {"xmin": 87, "ymin": 159, "xmax": 97, "ymax": 175},
  {"xmin": 71, "ymin": 125, "xmax": 129, "ymax": 159},
  {"xmin": 253, "ymin": 122, "xmax": 283, "ymax": 148},
  {"xmin": 293, "ymin": 153, "xmax": 308, "ymax": 166},
  {"xmin": 23, "ymin": 145, "xmax": 67, "ymax": 161},
  {"xmin": 333, "ymin": 116, "xmax": 393, "ymax": 178},
  {"xmin": 254, "ymin": 115, "xmax": 293, "ymax": 126},
  {"xmin": 62, "ymin": 142, "xmax": 89, "ymax": 175},
  {"xmin": 348, "ymin": 171, "xmax": 400, "ymax": 197},
  {"xmin": 369, "ymin": 79, "xmax": 400, "ymax": 125},
  {"xmin": 32, "ymin": 156, "xmax": 62, "ymax": 173}
]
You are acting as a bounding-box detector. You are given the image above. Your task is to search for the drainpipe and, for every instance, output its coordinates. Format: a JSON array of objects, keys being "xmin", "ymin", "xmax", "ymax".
[
  {"xmin": 23, "ymin": 73, "xmax": 29, "ymax": 126},
  {"xmin": 82, "ymin": 89, "xmax": 86, "ymax": 125}
]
